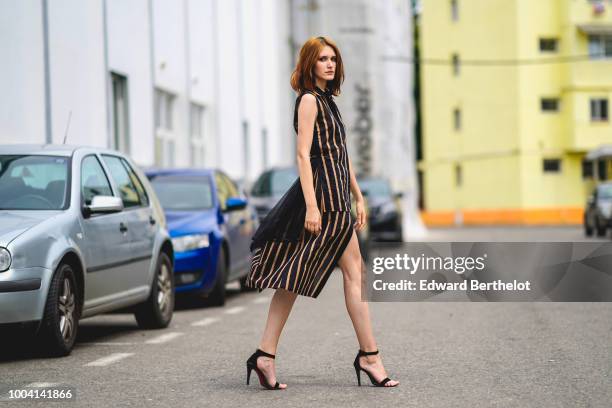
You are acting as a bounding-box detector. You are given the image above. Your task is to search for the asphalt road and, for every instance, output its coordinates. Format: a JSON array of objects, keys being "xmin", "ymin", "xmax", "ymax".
[{"xmin": 1, "ymin": 226, "xmax": 610, "ymax": 407}]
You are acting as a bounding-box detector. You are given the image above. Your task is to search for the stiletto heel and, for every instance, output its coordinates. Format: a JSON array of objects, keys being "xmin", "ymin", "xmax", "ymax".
[
  {"xmin": 245, "ymin": 348, "xmax": 284, "ymax": 390},
  {"xmin": 353, "ymin": 349, "xmax": 398, "ymax": 387},
  {"xmin": 354, "ymin": 363, "xmax": 361, "ymax": 386}
]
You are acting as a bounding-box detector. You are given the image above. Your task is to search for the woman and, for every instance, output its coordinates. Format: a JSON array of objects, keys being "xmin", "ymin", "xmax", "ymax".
[{"xmin": 244, "ymin": 36, "xmax": 399, "ymax": 389}]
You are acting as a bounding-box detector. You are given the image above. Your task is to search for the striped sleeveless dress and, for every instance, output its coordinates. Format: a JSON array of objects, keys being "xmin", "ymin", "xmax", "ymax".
[{"xmin": 245, "ymin": 86, "xmax": 354, "ymax": 298}]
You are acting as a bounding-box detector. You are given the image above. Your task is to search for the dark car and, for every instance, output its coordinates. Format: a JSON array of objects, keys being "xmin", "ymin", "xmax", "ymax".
[
  {"xmin": 357, "ymin": 176, "xmax": 403, "ymax": 242},
  {"xmin": 584, "ymin": 182, "xmax": 612, "ymax": 237},
  {"xmin": 251, "ymin": 167, "xmax": 371, "ymax": 259},
  {"xmin": 249, "ymin": 166, "xmax": 298, "ymax": 220},
  {"xmin": 146, "ymin": 169, "xmax": 259, "ymax": 306}
]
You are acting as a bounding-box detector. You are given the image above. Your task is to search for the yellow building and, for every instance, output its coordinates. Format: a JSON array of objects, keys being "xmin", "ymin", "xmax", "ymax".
[{"xmin": 419, "ymin": 0, "xmax": 612, "ymax": 226}]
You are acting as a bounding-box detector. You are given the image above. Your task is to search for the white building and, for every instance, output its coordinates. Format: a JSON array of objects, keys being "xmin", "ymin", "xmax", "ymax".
[{"xmin": 0, "ymin": 0, "xmax": 294, "ymax": 183}]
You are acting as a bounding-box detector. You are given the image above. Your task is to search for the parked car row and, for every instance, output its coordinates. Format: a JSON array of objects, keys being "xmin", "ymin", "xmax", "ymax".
[{"xmin": 0, "ymin": 144, "xmax": 404, "ymax": 357}]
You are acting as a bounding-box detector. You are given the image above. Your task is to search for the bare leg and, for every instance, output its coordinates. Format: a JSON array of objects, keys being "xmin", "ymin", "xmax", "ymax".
[
  {"xmin": 337, "ymin": 230, "xmax": 399, "ymax": 386},
  {"xmin": 256, "ymin": 288, "xmax": 298, "ymax": 389}
]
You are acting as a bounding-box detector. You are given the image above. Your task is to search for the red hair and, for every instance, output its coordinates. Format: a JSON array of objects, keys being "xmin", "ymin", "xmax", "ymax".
[{"xmin": 290, "ymin": 36, "xmax": 344, "ymax": 96}]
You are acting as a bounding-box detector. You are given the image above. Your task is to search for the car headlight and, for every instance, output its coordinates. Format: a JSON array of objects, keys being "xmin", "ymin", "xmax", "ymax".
[
  {"xmin": 0, "ymin": 247, "xmax": 12, "ymax": 272},
  {"xmin": 171, "ymin": 234, "xmax": 210, "ymax": 252}
]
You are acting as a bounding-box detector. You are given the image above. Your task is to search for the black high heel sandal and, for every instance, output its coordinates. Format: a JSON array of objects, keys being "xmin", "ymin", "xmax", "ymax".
[
  {"xmin": 353, "ymin": 349, "xmax": 397, "ymax": 387},
  {"xmin": 246, "ymin": 348, "xmax": 284, "ymax": 390}
]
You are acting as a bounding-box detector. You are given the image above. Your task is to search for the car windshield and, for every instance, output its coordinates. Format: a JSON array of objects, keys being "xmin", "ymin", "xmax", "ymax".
[
  {"xmin": 271, "ymin": 168, "xmax": 298, "ymax": 196},
  {"xmin": 149, "ymin": 175, "xmax": 214, "ymax": 211},
  {"xmin": 358, "ymin": 178, "xmax": 391, "ymax": 197},
  {"xmin": 0, "ymin": 155, "xmax": 69, "ymax": 210},
  {"xmin": 598, "ymin": 185, "xmax": 612, "ymax": 199}
]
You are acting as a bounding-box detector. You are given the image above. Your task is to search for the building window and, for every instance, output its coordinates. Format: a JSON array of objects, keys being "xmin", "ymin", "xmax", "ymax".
[
  {"xmin": 452, "ymin": 54, "xmax": 460, "ymax": 76},
  {"xmin": 455, "ymin": 164, "xmax": 462, "ymax": 187},
  {"xmin": 155, "ymin": 89, "xmax": 174, "ymax": 131},
  {"xmin": 582, "ymin": 160, "xmax": 594, "ymax": 179},
  {"xmin": 597, "ymin": 159, "xmax": 607, "ymax": 180},
  {"xmin": 190, "ymin": 103, "xmax": 206, "ymax": 166},
  {"xmin": 590, "ymin": 98, "xmax": 609, "ymax": 122},
  {"xmin": 588, "ymin": 34, "xmax": 612, "ymax": 59},
  {"xmin": 453, "ymin": 108, "xmax": 461, "ymax": 131},
  {"xmin": 539, "ymin": 38, "xmax": 558, "ymax": 52},
  {"xmin": 450, "ymin": 0, "xmax": 459, "ymax": 22},
  {"xmin": 111, "ymin": 73, "xmax": 130, "ymax": 154},
  {"xmin": 154, "ymin": 88, "xmax": 176, "ymax": 167},
  {"xmin": 541, "ymin": 98, "xmax": 560, "ymax": 112},
  {"xmin": 543, "ymin": 159, "xmax": 561, "ymax": 173}
]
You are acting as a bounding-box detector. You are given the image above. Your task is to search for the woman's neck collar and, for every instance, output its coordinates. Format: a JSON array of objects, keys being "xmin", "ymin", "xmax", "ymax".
[{"xmin": 314, "ymin": 82, "xmax": 331, "ymax": 96}]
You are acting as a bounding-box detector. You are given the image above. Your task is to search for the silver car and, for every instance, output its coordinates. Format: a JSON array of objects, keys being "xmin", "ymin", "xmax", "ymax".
[{"xmin": 0, "ymin": 145, "xmax": 175, "ymax": 356}]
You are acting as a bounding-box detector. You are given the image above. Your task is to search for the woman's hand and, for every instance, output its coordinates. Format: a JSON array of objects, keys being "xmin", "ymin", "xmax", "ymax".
[
  {"xmin": 354, "ymin": 199, "xmax": 367, "ymax": 232},
  {"xmin": 305, "ymin": 205, "xmax": 322, "ymax": 235}
]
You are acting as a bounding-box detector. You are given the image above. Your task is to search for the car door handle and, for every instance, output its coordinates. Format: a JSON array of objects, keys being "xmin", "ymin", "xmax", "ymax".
[
  {"xmin": 119, "ymin": 222, "xmax": 128, "ymax": 233},
  {"xmin": 149, "ymin": 216, "xmax": 156, "ymax": 225}
]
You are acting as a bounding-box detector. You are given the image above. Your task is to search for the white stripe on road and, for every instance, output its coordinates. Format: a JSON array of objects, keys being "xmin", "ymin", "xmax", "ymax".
[
  {"xmin": 145, "ymin": 332, "xmax": 184, "ymax": 344},
  {"xmin": 77, "ymin": 342, "xmax": 137, "ymax": 346},
  {"xmin": 25, "ymin": 383, "xmax": 59, "ymax": 388},
  {"xmin": 225, "ymin": 306, "xmax": 245, "ymax": 315},
  {"xmin": 252, "ymin": 297, "xmax": 271, "ymax": 304},
  {"xmin": 191, "ymin": 317, "xmax": 220, "ymax": 327},
  {"xmin": 85, "ymin": 353, "xmax": 134, "ymax": 367}
]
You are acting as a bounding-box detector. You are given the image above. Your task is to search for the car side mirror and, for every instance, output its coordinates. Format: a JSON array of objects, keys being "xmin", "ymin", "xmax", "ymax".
[
  {"xmin": 225, "ymin": 197, "xmax": 247, "ymax": 211},
  {"xmin": 85, "ymin": 195, "xmax": 124, "ymax": 217}
]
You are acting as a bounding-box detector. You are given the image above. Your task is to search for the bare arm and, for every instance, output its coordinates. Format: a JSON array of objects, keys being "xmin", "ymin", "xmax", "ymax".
[
  {"xmin": 347, "ymin": 154, "xmax": 364, "ymax": 203},
  {"xmin": 296, "ymin": 93, "xmax": 318, "ymax": 208},
  {"xmin": 296, "ymin": 93, "xmax": 322, "ymax": 234}
]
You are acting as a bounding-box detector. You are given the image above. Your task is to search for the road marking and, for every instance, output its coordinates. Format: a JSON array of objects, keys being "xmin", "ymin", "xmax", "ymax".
[
  {"xmin": 252, "ymin": 297, "xmax": 271, "ymax": 304},
  {"xmin": 85, "ymin": 353, "xmax": 134, "ymax": 367},
  {"xmin": 25, "ymin": 382, "xmax": 59, "ymax": 388},
  {"xmin": 145, "ymin": 332, "xmax": 184, "ymax": 344},
  {"xmin": 77, "ymin": 342, "xmax": 137, "ymax": 346},
  {"xmin": 191, "ymin": 317, "xmax": 220, "ymax": 327},
  {"xmin": 225, "ymin": 306, "xmax": 245, "ymax": 314}
]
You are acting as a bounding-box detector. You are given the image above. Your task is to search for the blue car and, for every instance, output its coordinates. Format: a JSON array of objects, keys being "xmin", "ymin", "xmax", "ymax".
[{"xmin": 145, "ymin": 169, "xmax": 258, "ymax": 306}]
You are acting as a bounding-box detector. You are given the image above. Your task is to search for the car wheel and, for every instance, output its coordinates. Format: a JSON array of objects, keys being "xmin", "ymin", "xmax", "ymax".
[
  {"xmin": 206, "ymin": 246, "xmax": 227, "ymax": 306},
  {"xmin": 584, "ymin": 216, "xmax": 593, "ymax": 237},
  {"xmin": 595, "ymin": 218, "xmax": 606, "ymax": 237},
  {"xmin": 134, "ymin": 252, "xmax": 174, "ymax": 329},
  {"xmin": 37, "ymin": 262, "xmax": 79, "ymax": 357}
]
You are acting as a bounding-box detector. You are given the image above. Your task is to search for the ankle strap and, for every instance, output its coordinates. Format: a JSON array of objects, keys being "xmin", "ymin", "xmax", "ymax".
[
  {"xmin": 358, "ymin": 349, "xmax": 379, "ymax": 356},
  {"xmin": 255, "ymin": 348, "xmax": 276, "ymax": 359}
]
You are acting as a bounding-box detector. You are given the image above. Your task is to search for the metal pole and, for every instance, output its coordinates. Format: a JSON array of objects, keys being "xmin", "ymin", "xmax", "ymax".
[
  {"xmin": 183, "ymin": 0, "xmax": 192, "ymax": 165},
  {"xmin": 41, "ymin": 0, "xmax": 52, "ymax": 143},
  {"xmin": 102, "ymin": 0, "xmax": 113, "ymax": 149}
]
